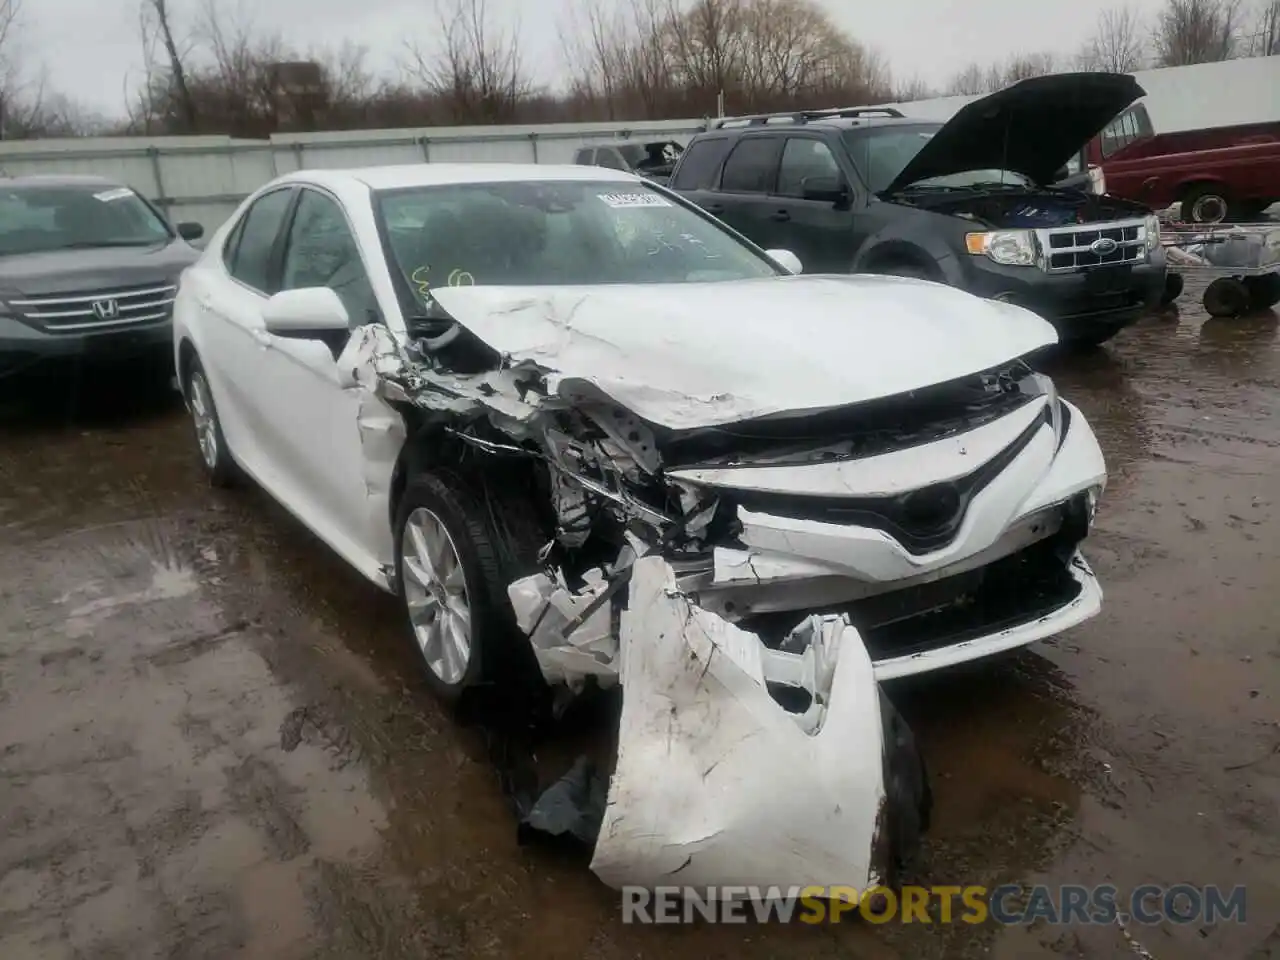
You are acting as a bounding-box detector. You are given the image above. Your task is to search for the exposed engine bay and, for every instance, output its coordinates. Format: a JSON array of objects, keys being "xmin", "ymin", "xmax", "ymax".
[{"xmin": 892, "ymin": 185, "xmax": 1152, "ymax": 229}]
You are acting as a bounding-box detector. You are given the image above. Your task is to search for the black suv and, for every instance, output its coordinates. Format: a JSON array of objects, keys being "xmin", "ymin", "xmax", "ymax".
[
  {"xmin": 0, "ymin": 174, "xmax": 204, "ymax": 379},
  {"xmin": 668, "ymin": 73, "xmax": 1168, "ymax": 347}
]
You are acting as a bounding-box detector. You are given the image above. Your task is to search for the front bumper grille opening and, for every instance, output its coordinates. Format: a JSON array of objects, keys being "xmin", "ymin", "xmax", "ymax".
[{"xmin": 849, "ymin": 537, "xmax": 1083, "ymax": 661}]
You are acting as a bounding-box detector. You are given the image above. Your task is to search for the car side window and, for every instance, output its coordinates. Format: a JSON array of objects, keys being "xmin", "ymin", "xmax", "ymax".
[
  {"xmin": 280, "ymin": 188, "xmax": 379, "ymax": 328},
  {"xmin": 574, "ymin": 147, "xmax": 594, "ymax": 165},
  {"xmin": 776, "ymin": 138, "xmax": 843, "ymax": 198},
  {"xmin": 670, "ymin": 138, "xmax": 731, "ymax": 190},
  {"xmin": 225, "ymin": 188, "xmax": 292, "ymax": 292},
  {"xmin": 718, "ymin": 137, "xmax": 782, "ymax": 194}
]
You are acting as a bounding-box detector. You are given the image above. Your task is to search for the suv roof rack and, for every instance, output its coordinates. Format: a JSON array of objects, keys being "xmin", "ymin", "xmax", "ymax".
[{"xmin": 711, "ymin": 106, "xmax": 904, "ymax": 129}]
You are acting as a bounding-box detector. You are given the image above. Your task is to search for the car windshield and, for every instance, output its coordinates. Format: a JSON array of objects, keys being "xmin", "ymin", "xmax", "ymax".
[
  {"xmin": 0, "ymin": 184, "xmax": 172, "ymax": 256},
  {"xmin": 375, "ymin": 179, "xmax": 781, "ymax": 295},
  {"xmin": 841, "ymin": 124, "xmax": 1035, "ymax": 192}
]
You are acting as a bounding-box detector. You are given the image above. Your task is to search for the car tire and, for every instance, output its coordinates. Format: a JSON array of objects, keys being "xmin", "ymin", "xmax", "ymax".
[
  {"xmin": 394, "ymin": 468, "xmax": 546, "ymax": 705},
  {"xmin": 1159, "ymin": 272, "xmax": 1184, "ymax": 307},
  {"xmin": 185, "ymin": 359, "xmax": 238, "ymax": 488},
  {"xmin": 1203, "ymin": 277, "xmax": 1250, "ymax": 318},
  {"xmin": 1181, "ymin": 184, "xmax": 1230, "ymax": 224},
  {"xmin": 1243, "ymin": 274, "xmax": 1280, "ymax": 310}
]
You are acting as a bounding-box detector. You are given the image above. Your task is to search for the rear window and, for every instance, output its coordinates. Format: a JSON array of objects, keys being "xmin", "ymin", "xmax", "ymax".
[{"xmin": 669, "ymin": 138, "xmax": 732, "ymax": 190}]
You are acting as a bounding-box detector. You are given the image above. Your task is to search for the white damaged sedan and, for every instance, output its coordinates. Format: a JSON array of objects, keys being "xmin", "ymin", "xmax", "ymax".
[{"xmin": 173, "ymin": 163, "xmax": 1105, "ymax": 895}]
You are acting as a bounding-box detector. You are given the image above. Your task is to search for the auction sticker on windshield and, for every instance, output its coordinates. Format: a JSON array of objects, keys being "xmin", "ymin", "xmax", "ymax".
[
  {"xmin": 93, "ymin": 187, "xmax": 135, "ymax": 203},
  {"xmin": 598, "ymin": 193, "xmax": 672, "ymax": 208}
]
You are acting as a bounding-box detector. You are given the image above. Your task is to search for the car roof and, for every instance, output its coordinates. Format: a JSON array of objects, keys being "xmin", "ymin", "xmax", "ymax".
[
  {"xmin": 0, "ymin": 174, "xmax": 124, "ymax": 189},
  {"xmin": 278, "ymin": 163, "xmax": 646, "ymax": 192}
]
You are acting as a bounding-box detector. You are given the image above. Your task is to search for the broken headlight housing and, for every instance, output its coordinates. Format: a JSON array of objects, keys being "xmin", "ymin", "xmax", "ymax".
[{"xmin": 965, "ymin": 229, "xmax": 1039, "ymax": 267}]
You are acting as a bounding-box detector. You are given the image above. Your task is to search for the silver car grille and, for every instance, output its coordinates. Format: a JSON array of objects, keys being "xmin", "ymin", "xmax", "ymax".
[
  {"xmin": 1037, "ymin": 220, "xmax": 1149, "ymax": 273},
  {"xmin": 9, "ymin": 283, "xmax": 177, "ymax": 333}
]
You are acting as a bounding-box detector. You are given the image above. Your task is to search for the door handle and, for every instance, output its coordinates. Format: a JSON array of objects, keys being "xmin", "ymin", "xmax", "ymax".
[{"xmin": 770, "ymin": 210, "xmax": 791, "ymax": 222}]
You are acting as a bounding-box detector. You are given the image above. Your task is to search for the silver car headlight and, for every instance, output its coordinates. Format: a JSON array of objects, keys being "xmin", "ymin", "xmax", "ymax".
[
  {"xmin": 965, "ymin": 230, "xmax": 1038, "ymax": 267},
  {"xmin": 1145, "ymin": 214, "xmax": 1162, "ymax": 251}
]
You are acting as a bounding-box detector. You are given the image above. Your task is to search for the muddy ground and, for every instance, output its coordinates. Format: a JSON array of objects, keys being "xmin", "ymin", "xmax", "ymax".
[{"xmin": 1, "ymin": 285, "xmax": 1277, "ymax": 960}]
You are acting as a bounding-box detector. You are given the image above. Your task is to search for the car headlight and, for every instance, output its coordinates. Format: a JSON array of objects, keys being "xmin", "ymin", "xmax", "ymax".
[
  {"xmin": 965, "ymin": 230, "xmax": 1038, "ymax": 267},
  {"xmin": 1144, "ymin": 214, "xmax": 1161, "ymax": 251}
]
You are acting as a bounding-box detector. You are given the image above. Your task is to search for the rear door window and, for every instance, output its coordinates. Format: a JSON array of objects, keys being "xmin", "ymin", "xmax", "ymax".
[
  {"xmin": 718, "ymin": 137, "xmax": 782, "ymax": 194},
  {"xmin": 669, "ymin": 138, "xmax": 732, "ymax": 190}
]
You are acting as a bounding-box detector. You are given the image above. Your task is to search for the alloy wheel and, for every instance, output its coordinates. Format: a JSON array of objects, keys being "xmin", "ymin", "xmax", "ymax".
[{"xmin": 401, "ymin": 506, "xmax": 473, "ymax": 685}]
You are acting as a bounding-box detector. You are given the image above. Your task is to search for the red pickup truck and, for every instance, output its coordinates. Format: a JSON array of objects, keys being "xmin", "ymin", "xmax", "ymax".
[{"xmin": 1066, "ymin": 101, "xmax": 1280, "ymax": 223}]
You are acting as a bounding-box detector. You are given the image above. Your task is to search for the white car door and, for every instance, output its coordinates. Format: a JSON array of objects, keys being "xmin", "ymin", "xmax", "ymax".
[
  {"xmin": 194, "ymin": 186, "xmax": 296, "ymax": 476},
  {"xmin": 249, "ymin": 185, "xmax": 397, "ymax": 583}
]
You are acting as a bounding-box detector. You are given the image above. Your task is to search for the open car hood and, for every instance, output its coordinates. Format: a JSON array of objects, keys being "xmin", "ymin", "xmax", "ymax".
[
  {"xmin": 428, "ymin": 275, "xmax": 1058, "ymax": 431},
  {"xmin": 884, "ymin": 72, "xmax": 1146, "ymax": 193}
]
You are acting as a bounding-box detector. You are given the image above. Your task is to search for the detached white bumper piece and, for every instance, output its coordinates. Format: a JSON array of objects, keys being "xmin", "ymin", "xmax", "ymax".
[{"xmin": 590, "ymin": 556, "xmax": 909, "ymax": 895}]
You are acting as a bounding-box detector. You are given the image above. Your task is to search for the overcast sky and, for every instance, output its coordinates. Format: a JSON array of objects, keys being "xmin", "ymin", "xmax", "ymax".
[{"xmin": 28, "ymin": 0, "xmax": 1175, "ymax": 117}]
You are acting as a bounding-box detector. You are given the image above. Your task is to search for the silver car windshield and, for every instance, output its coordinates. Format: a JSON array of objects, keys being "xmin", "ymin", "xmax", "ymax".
[{"xmin": 375, "ymin": 180, "xmax": 781, "ymax": 293}]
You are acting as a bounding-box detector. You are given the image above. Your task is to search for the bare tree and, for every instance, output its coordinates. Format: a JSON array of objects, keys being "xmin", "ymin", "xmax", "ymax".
[
  {"xmin": 1152, "ymin": 0, "xmax": 1242, "ymax": 64},
  {"xmin": 1246, "ymin": 0, "xmax": 1280, "ymax": 53},
  {"xmin": 407, "ymin": 0, "xmax": 533, "ymax": 123},
  {"xmin": 1078, "ymin": 6, "xmax": 1147, "ymax": 71},
  {"xmin": 143, "ymin": 0, "xmax": 198, "ymax": 131},
  {"xmin": 893, "ymin": 75, "xmax": 935, "ymax": 103},
  {"xmin": 945, "ymin": 63, "xmax": 988, "ymax": 95}
]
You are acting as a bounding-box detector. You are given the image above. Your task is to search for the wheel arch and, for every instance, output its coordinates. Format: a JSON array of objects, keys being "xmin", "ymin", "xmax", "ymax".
[{"xmin": 857, "ymin": 240, "xmax": 944, "ymax": 280}]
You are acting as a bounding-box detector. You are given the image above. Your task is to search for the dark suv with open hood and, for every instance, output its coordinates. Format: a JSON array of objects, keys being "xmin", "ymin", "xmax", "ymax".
[
  {"xmin": 0, "ymin": 174, "xmax": 204, "ymax": 378},
  {"xmin": 668, "ymin": 73, "xmax": 1167, "ymax": 347}
]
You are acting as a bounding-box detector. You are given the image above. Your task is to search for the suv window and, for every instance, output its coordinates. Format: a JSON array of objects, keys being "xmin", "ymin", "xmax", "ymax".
[
  {"xmin": 280, "ymin": 189, "xmax": 379, "ymax": 327},
  {"xmin": 226, "ymin": 188, "xmax": 292, "ymax": 292},
  {"xmin": 669, "ymin": 137, "xmax": 731, "ymax": 190},
  {"xmin": 594, "ymin": 148, "xmax": 628, "ymax": 171},
  {"xmin": 574, "ymin": 147, "xmax": 594, "ymax": 164},
  {"xmin": 719, "ymin": 137, "xmax": 782, "ymax": 194},
  {"xmin": 777, "ymin": 138, "xmax": 842, "ymax": 198}
]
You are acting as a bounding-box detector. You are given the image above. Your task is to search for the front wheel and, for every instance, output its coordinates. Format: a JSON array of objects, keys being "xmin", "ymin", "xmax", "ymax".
[
  {"xmin": 185, "ymin": 359, "xmax": 238, "ymax": 488},
  {"xmin": 394, "ymin": 469, "xmax": 546, "ymax": 704}
]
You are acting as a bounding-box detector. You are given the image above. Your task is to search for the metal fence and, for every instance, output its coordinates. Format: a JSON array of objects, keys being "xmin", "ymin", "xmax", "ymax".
[{"xmin": 0, "ymin": 119, "xmax": 709, "ymax": 232}]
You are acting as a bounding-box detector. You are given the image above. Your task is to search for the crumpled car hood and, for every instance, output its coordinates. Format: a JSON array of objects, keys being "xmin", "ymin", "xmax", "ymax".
[{"xmin": 429, "ymin": 275, "xmax": 1058, "ymax": 431}]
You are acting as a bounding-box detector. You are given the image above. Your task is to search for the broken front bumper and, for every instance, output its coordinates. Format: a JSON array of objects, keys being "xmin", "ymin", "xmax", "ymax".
[{"xmin": 587, "ymin": 556, "xmax": 927, "ymax": 894}]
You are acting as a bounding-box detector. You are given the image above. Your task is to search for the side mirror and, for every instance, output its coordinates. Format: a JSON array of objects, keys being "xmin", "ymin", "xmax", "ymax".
[
  {"xmin": 262, "ymin": 287, "xmax": 350, "ymax": 339},
  {"xmin": 800, "ymin": 175, "xmax": 851, "ymax": 205},
  {"xmin": 765, "ymin": 249, "xmax": 803, "ymax": 275},
  {"xmin": 176, "ymin": 221, "xmax": 204, "ymax": 242},
  {"xmin": 1051, "ymin": 166, "xmax": 1070, "ymax": 182}
]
